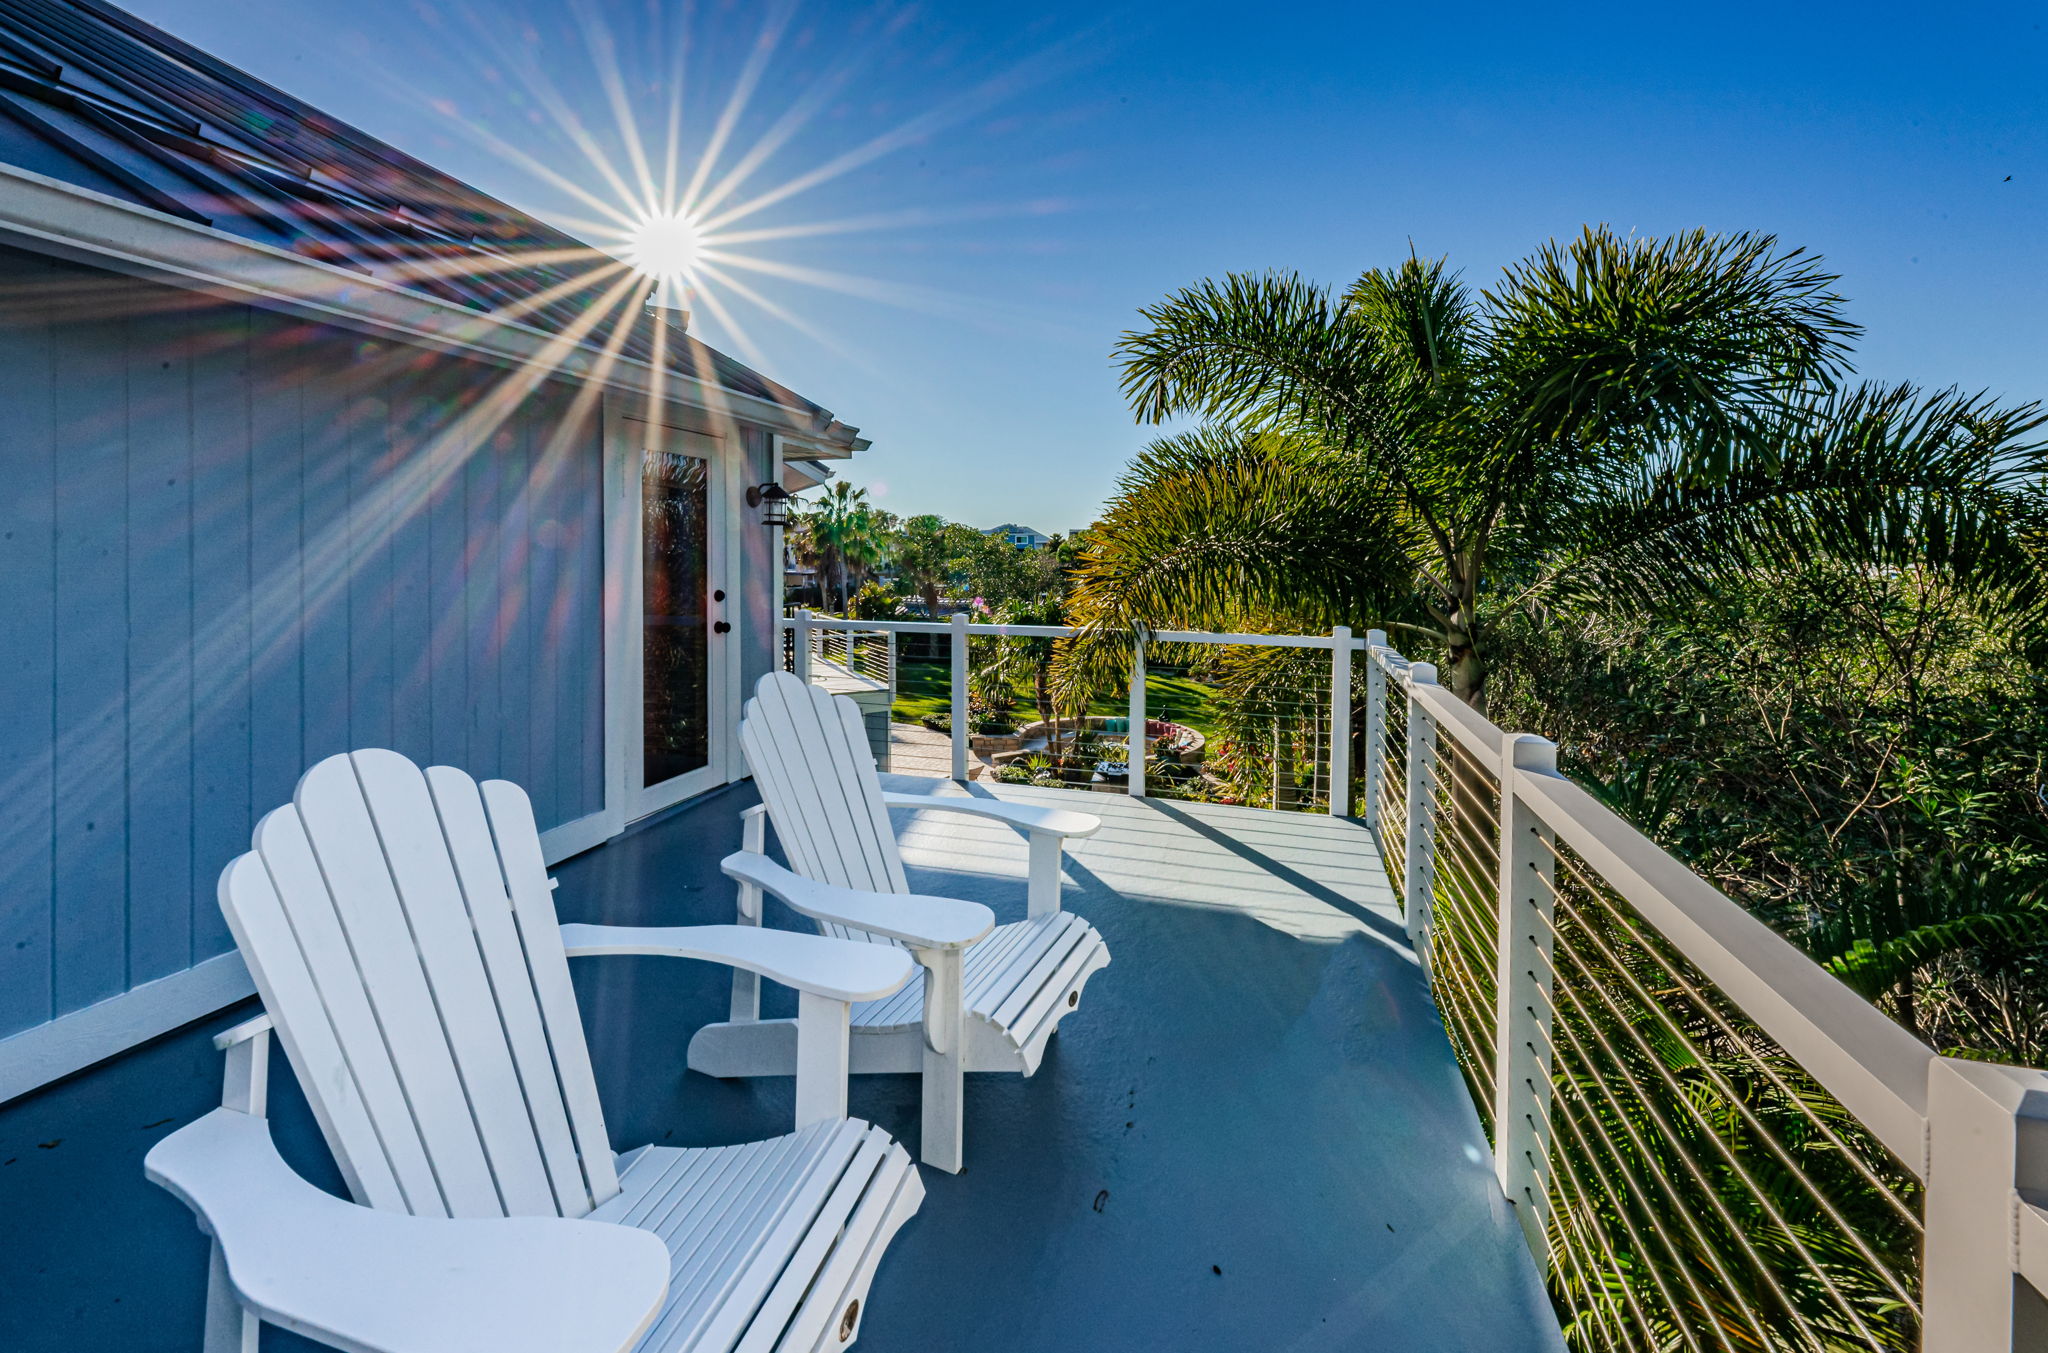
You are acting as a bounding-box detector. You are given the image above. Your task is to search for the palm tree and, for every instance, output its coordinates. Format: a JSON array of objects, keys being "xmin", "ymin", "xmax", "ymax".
[
  {"xmin": 1072, "ymin": 227, "xmax": 2047, "ymax": 711},
  {"xmin": 804, "ymin": 481, "xmax": 883, "ymax": 613},
  {"xmin": 893, "ymin": 513, "xmax": 963, "ymax": 617}
]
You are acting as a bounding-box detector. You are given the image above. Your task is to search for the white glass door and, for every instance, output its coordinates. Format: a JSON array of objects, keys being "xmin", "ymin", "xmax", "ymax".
[{"xmin": 629, "ymin": 422, "xmax": 731, "ymax": 815}]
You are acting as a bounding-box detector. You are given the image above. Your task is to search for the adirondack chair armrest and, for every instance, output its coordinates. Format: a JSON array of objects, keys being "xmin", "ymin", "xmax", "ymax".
[
  {"xmin": 880, "ymin": 791, "xmax": 1101, "ymax": 840},
  {"xmin": 558, "ymin": 922, "xmax": 915, "ymax": 1002},
  {"xmin": 146, "ymin": 1108, "xmax": 670, "ymax": 1353},
  {"xmin": 720, "ymin": 851, "xmax": 995, "ymax": 951}
]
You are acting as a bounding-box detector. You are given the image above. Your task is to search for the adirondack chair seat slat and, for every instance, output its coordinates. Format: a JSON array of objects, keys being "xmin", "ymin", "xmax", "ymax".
[
  {"xmin": 848, "ymin": 912, "xmax": 1107, "ymax": 1043},
  {"xmin": 594, "ymin": 1120, "xmax": 921, "ymax": 1353},
  {"xmin": 151, "ymin": 749, "xmax": 925, "ymax": 1353}
]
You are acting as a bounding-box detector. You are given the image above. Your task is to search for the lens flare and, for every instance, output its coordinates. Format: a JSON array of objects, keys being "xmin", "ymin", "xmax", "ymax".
[
  {"xmin": 624, "ymin": 210, "xmax": 703, "ymax": 281},
  {"xmin": 369, "ymin": 0, "xmax": 1088, "ymax": 365}
]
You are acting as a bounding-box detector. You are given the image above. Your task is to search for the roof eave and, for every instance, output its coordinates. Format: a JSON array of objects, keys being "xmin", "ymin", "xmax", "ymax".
[{"xmin": 0, "ymin": 161, "xmax": 864, "ymax": 448}]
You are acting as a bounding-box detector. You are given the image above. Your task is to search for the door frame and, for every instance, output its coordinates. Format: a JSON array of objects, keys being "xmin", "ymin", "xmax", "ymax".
[{"xmin": 599, "ymin": 399, "xmax": 746, "ymax": 837}]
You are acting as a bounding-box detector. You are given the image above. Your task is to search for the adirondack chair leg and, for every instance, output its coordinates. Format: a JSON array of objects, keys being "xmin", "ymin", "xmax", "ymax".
[
  {"xmin": 1026, "ymin": 833, "xmax": 1064, "ymax": 919},
  {"xmin": 794, "ymin": 991, "xmax": 851, "ymax": 1129},
  {"xmin": 917, "ymin": 948, "xmax": 966, "ymax": 1173},
  {"xmin": 731, "ymin": 806, "xmax": 768, "ymax": 1023},
  {"xmin": 203, "ymin": 1242, "xmax": 259, "ymax": 1353},
  {"xmin": 203, "ymin": 1018, "xmax": 270, "ymax": 1353}
]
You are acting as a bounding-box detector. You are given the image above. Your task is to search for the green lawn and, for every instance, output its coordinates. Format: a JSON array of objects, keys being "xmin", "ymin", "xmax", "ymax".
[{"xmin": 890, "ymin": 658, "xmax": 1220, "ymax": 735}]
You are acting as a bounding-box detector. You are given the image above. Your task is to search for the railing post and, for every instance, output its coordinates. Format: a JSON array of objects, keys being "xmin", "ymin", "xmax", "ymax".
[
  {"xmin": 883, "ymin": 629, "xmax": 898, "ymax": 773},
  {"xmin": 1492, "ymin": 731, "xmax": 1560, "ymax": 1263},
  {"xmin": 1128, "ymin": 633, "xmax": 1147, "ymax": 799},
  {"xmin": 1362, "ymin": 629, "xmax": 1386, "ymax": 829},
  {"xmin": 1328, "ymin": 626, "xmax": 1352, "ymax": 816},
  {"xmin": 1923, "ymin": 1058, "xmax": 2048, "ymax": 1351},
  {"xmin": 794, "ymin": 608, "xmax": 813, "ymax": 683},
  {"xmin": 1403, "ymin": 663, "xmax": 1440, "ymax": 962},
  {"xmin": 950, "ymin": 611, "xmax": 969, "ymax": 781}
]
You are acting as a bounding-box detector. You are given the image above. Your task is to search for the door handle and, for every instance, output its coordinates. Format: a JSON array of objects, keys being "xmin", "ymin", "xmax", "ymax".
[{"xmin": 713, "ymin": 621, "xmax": 732, "ymax": 633}]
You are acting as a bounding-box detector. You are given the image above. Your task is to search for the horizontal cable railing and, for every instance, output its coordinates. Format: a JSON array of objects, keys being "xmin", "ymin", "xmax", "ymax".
[
  {"xmin": 797, "ymin": 623, "xmax": 893, "ymax": 687},
  {"xmin": 1363, "ymin": 638, "xmax": 2048, "ymax": 1353},
  {"xmin": 778, "ymin": 610, "xmax": 1366, "ymax": 812}
]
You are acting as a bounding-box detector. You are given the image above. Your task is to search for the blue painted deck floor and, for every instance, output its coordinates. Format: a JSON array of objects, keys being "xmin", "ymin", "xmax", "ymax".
[{"xmin": 563, "ymin": 776, "xmax": 1562, "ymax": 1353}]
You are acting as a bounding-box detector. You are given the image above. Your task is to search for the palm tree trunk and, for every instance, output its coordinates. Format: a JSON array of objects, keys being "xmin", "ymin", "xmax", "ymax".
[{"xmin": 1445, "ymin": 585, "xmax": 1487, "ymax": 714}]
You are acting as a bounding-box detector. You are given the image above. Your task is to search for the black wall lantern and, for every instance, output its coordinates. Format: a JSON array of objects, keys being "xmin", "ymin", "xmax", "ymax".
[{"xmin": 746, "ymin": 481, "xmax": 794, "ymax": 528}]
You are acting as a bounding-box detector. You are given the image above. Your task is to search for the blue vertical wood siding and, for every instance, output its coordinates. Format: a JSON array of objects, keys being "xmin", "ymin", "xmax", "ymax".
[
  {"xmin": 0, "ymin": 260, "xmax": 56, "ymax": 1036},
  {"xmin": 0, "ymin": 246, "xmax": 610, "ymax": 1040}
]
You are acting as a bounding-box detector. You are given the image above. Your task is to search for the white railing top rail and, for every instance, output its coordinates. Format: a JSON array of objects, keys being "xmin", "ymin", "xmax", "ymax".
[
  {"xmin": 783, "ymin": 611, "xmax": 1368, "ymax": 649},
  {"xmin": 1373, "ymin": 637, "xmax": 1937, "ymax": 1176},
  {"xmin": 1406, "ymin": 672, "xmax": 1503, "ymax": 765},
  {"xmin": 1510, "ymin": 762, "xmax": 1935, "ymax": 1171}
]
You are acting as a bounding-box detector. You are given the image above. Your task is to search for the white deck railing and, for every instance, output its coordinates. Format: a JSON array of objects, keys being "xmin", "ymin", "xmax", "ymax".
[
  {"xmin": 780, "ymin": 607, "xmax": 2048, "ymax": 1350},
  {"xmin": 781, "ymin": 609, "xmax": 1362, "ymax": 807},
  {"xmin": 1364, "ymin": 635, "xmax": 2048, "ymax": 1353},
  {"xmin": 798, "ymin": 621, "xmax": 895, "ymax": 690}
]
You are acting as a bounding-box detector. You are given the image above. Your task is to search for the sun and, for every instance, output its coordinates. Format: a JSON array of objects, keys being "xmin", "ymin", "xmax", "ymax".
[
  {"xmin": 392, "ymin": 2, "xmax": 1082, "ymax": 364},
  {"xmin": 624, "ymin": 210, "xmax": 703, "ymax": 281}
]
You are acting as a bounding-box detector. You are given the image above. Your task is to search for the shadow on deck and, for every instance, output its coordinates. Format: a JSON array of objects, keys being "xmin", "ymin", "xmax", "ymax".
[{"xmin": 568, "ymin": 776, "xmax": 1561, "ymax": 1352}]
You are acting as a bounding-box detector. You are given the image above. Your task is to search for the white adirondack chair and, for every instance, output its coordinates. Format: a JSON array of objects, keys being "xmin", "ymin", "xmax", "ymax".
[
  {"xmin": 144, "ymin": 749, "xmax": 928, "ymax": 1353},
  {"xmin": 688, "ymin": 672, "xmax": 1112, "ymax": 1173}
]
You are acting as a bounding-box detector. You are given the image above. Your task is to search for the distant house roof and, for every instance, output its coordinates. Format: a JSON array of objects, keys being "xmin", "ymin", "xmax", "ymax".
[
  {"xmin": 0, "ymin": 0, "xmax": 860, "ymax": 448},
  {"xmin": 987, "ymin": 523, "xmax": 1047, "ymax": 540}
]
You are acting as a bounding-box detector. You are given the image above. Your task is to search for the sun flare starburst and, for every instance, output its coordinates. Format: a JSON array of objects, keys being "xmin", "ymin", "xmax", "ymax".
[
  {"xmin": 371, "ymin": 0, "xmax": 1089, "ymax": 370},
  {"xmin": 623, "ymin": 210, "xmax": 704, "ymax": 283}
]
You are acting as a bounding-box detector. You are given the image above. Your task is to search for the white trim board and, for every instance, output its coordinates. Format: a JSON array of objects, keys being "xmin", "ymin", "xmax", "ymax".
[
  {"xmin": 0, "ymin": 815, "xmax": 606, "ymax": 1106},
  {"xmin": 539, "ymin": 808, "xmax": 615, "ymax": 865},
  {"xmin": 0, "ymin": 162, "xmax": 859, "ymax": 448},
  {"xmin": 0, "ymin": 952, "xmax": 253, "ymax": 1106}
]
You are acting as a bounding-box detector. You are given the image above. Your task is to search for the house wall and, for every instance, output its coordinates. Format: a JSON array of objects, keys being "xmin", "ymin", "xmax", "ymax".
[{"xmin": 0, "ymin": 244, "xmax": 609, "ymax": 1048}]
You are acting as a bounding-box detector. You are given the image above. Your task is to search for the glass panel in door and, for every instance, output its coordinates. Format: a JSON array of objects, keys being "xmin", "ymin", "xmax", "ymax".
[{"xmin": 642, "ymin": 447, "xmax": 711, "ymax": 790}]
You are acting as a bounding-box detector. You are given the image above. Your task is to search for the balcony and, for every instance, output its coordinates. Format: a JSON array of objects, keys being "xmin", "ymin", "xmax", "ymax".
[
  {"xmin": 7, "ymin": 618, "xmax": 2038, "ymax": 1352},
  {"xmin": 558, "ymin": 770, "xmax": 1561, "ymax": 1350}
]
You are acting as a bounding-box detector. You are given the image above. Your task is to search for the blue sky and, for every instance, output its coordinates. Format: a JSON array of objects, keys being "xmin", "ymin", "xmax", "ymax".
[{"xmin": 133, "ymin": 0, "xmax": 2047, "ymax": 533}]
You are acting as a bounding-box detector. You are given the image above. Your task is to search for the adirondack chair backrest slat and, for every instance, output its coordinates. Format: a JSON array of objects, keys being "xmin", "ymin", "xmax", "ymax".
[
  {"xmin": 220, "ymin": 750, "xmax": 618, "ymax": 1221},
  {"xmin": 477, "ymin": 775, "xmax": 620, "ymax": 1205},
  {"xmin": 740, "ymin": 673, "xmax": 908, "ymax": 943}
]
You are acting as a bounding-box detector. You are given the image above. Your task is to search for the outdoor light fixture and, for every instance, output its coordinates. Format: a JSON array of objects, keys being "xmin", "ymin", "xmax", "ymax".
[{"xmin": 747, "ymin": 482, "xmax": 794, "ymax": 528}]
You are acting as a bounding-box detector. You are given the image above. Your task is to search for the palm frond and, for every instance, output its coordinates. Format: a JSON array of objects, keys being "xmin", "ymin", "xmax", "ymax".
[
  {"xmin": 1524, "ymin": 383, "xmax": 2048, "ymax": 636},
  {"xmin": 1825, "ymin": 907, "xmax": 2048, "ymax": 998},
  {"xmin": 1113, "ymin": 271, "xmax": 1418, "ymax": 457},
  {"xmin": 1485, "ymin": 226, "xmax": 1860, "ymax": 460},
  {"xmin": 1343, "ymin": 250, "xmax": 1478, "ymax": 383},
  {"xmin": 1052, "ymin": 425, "xmax": 1417, "ymax": 703}
]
